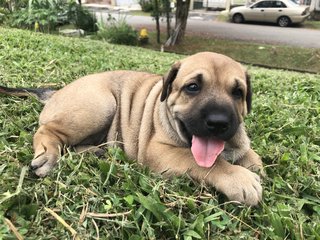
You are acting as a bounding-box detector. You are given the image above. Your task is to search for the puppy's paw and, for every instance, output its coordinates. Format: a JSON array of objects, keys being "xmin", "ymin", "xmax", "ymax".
[
  {"xmin": 74, "ymin": 145, "xmax": 106, "ymax": 157},
  {"xmin": 31, "ymin": 153, "xmax": 58, "ymax": 177},
  {"xmin": 237, "ymin": 149, "xmax": 266, "ymax": 177},
  {"xmin": 215, "ymin": 166, "xmax": 262, "ymax": 206}
]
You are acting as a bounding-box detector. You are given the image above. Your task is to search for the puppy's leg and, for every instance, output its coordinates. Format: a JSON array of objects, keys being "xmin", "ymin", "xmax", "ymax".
[
  {"xmin": 146, "ymin": 142, "xmax": 262, "ymax": 206},
  {"xmin": 31, "ymin": 123, "xmax": 65, "ymax": 177},
  {"xmin": 31, "ymin": 88, "xmax": 117, "ymax": 177},
  {"xmin": 74, "ymin": 145, "xmax": 106, "ymax": 157},
  {"xmin": 236, "ymin": 149, "xmax": 265, "ymax": 176}
]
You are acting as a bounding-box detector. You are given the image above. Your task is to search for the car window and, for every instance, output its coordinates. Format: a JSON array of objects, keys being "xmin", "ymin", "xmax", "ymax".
[
  {"xmin": 271, "ymin": 1, "xmax": 287, "ymax": 7},
  {"xmin": 253, "ymin": 1, "xmax": 273, "ymax": 8},
  {"xmin": 287, "ymin": 0, "xmax": 299, "ymax": 6}
]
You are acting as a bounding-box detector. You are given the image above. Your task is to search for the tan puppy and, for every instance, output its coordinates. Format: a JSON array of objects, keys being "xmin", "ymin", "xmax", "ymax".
[{"xmin": 0, "ymin": 52, "xmax": 263, "ymax": 206}]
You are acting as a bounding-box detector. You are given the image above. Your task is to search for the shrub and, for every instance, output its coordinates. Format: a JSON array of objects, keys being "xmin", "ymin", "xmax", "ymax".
[
  {"xmin": 139, "ymin": 0, "xmax": 153, "ymax": 12},
  {"xmin": 6, "ymin": 0, "xmax": 97, "ymax": 33},
  {"xmin": 8, "ymin": 8, "xmax": 59, "ymax": 32},
  {"xmin": 0, "ymin": 0, "xmax": 28, "ymax": 12},
  {"xmin": 6, "ymin": 0, "xmax": 68, "ymax": 32},
  {"xmin": 0, "ymin": 7, "xmax": 10, "ymax": 24},
  {"xmin": 96, "ymin": 15, "xmax": 138, "ymax": 46},
  {"xmin": 68, "ymin": 2, "xmax": 98, "ymax": 33}
]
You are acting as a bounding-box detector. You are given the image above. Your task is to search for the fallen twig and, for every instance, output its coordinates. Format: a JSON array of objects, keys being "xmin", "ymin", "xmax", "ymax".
[
  {"xmin": 79, "ymin": 202, "xmax": 89, "ymax": 225},
  {"xmin": 86, "ymin": 210, "xmax": 132, "ymax": 219},
  {"xmin": 44, "ymin": 207, "xmax": 80, "ymax": 240},
  {"xmin": 4, "ymin": 218, "xmax": 24, "ymax": 240},
  {"xmin": 92, "ymin": 219, "xmax": 100, "ymax": 240}
]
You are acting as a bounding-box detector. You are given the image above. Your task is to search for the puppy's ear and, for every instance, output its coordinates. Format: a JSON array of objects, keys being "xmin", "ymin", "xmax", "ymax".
[
  {"xmin": 160, "ymin": 62, "xmax": 181, "ymax": 102},
  {"xmin": 245, "ymin": 72, "xmax": 252, "ymax": 114}
]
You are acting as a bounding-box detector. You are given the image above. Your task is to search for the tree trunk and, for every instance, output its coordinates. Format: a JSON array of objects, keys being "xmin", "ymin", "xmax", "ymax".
[
  {"xmin": 174, "ymin": 0, "xmax": 190, "ymax": 44},
  {"xmin": 155, "ymin": 16, "xmax": 160, "ymax": 44},
  {"xmin": 164, "ymin": 0, "xmax": 171, "ymax": 40},
  {"xmin": 165, "ymin": 0, "xmax": 190, "ymax": 46},
  {"xmin": 154, "ymin": 0, "xmax": 161, "ymax": 44},
  {"xmin": 225, "ymin": 0, "xmax": 231, "ymax": 12}
]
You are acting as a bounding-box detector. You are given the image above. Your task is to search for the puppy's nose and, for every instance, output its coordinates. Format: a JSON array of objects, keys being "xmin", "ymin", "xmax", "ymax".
[{"xmin": 205, "ymin": 113, "xmax": 230, "ymax": 134}]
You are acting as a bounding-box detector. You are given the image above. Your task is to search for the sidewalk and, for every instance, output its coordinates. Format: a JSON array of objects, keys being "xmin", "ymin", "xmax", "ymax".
[
  {"xmin": 83, "ymin": 3, "xmax": 219, "ymax": 20},
  {"xmin": 83, "ymin": 3, "xmax": 142, "ymax": 11}
]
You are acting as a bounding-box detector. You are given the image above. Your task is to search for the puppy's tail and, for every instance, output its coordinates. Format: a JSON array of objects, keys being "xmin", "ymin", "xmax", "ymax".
[{"xmin": 0, "ymin": 85, "xmax": 57, "ymax": 104}]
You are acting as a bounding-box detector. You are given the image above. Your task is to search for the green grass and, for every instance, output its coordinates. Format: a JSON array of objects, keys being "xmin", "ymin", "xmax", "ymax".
[
  {"xmin": 0, "ymin": 27, "xmax": 319, "ymax": 239},
  {"xmin": 304, "ymin": 20, "xmax": 320, "ymax": 30},
  {"xmin": 129, "ymin": 10, "xmax": 152, "ymax": 16},
  {"xmin": 143, "ymin": 31, "xmax": 320, "ymax": 73}
]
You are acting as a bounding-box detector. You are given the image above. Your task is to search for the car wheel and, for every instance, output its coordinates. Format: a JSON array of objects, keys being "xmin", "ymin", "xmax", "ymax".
[
  {"xmin": 278, "ymin": 16, "xmax": 291, "ymax": 27},
  {"xmin": 233, "ymin": 13, "xmax": 244, "ymax": 24}
]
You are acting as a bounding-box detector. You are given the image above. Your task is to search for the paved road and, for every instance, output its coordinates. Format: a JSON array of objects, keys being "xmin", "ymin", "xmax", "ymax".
[
  {"xmin": 183, "ymin": 19, "xmax": 320, "ymax": 48},
  {"xmin": 94, "ymin": 10, "xmax": 320, "ymax": 48}
]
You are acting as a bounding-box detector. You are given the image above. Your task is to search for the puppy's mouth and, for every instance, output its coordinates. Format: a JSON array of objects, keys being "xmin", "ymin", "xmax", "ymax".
[
  {"xmin": 191, "ymin": 136, "xmax": 224, "ymax": 168},
  {"xmin": 179, "ymin": 120, "xmax": 225, "ymax": 168}
]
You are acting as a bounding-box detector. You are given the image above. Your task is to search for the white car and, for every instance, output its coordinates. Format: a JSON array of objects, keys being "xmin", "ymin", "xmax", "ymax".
[{"xmin": 229, "ymin": 0, "xmax": 310, "ymax": 27}]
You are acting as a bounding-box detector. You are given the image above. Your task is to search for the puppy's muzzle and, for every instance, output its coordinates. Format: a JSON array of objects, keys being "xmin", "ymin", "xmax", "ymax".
[
  {"xmin": 205, "ymin": 113, "xmax": 230, "ymax": 134},
  {"xmin": 203, "ymin": 110, "xmax": 238, "ymax": 141}
]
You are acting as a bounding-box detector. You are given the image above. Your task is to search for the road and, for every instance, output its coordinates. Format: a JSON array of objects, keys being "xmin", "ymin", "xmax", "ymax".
[{"xmin": 93, "ymin": 10, "xmax": 320, "ymax": 48}]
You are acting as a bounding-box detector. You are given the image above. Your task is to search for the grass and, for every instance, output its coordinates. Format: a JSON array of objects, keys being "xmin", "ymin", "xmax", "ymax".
[
  {"xmin": 142, "ymin": 31, "xmax": 320, "ymax": 73},
  {"xmin": 304, "ymin": 20, "xmax": 320, "ymax": 29},
  {"xmin": 0, "ymin": 27, "xmax": 319, "ymax": 239},
  {"xmin": 129, "ymin": 10, "xmax": 152, "ymax": 16},
  {"xmin": 131, "ymin": 10, "xmax": 320, "ymax": 73}
]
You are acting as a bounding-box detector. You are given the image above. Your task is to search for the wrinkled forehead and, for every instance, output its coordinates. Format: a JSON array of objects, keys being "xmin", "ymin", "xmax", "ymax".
[{"xmin": 176, "ymin": 53, "xmax": 246, "ymax": 82}]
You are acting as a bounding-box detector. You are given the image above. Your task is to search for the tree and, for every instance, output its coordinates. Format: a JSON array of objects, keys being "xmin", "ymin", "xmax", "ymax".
[
  {"xmin": 309, "ymin": 0, "xmax": 320, "ymax": 20},
  {"xmin": 148, "ymin": 0, "xmax": 188, "ymax": 46},
  {"xmin": 153, "ymin": 0, "xmax": 161, "ymax": 43},
  {"xmin": 165, "ymin": 0, "xmax": 190, "ymax": 46},
  {"xmin": 151, "ymin": 0, "xmax": 171, "ymax": 44},
  {"xmin": 163, "ymin": 0, "xmax": 171, "ymax": 39}
]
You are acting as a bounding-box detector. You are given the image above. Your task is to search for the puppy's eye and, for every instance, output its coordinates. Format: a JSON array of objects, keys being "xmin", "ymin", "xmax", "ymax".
[
  {"xmin": 232, "ymin": 88, "xmax": 243, "ymax": 99},
  {"xmin": 185, "ymin": 83, "xmax": 200, "ymax": 93}
]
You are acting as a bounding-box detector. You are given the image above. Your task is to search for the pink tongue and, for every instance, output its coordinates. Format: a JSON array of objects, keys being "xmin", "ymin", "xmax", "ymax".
[{"xmin": 191, "ymin": 136, "xmax": 225, "ymax": 168}]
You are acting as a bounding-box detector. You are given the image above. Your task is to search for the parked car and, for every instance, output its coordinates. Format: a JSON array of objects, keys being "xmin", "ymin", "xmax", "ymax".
[{"xmin": 229, "ymin": 0, "xmax": 310, "ymax": 27}]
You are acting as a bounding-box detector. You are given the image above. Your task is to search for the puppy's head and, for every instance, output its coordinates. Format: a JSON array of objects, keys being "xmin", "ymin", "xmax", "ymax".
[{"xmin": 160, "ymin": 52, "xmax": 252, "ymax": 168}]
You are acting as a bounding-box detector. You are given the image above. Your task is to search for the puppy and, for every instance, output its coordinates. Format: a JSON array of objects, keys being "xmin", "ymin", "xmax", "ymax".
[{"xmin": 0, "ymin": 52, "xmax": 263, "ymax": 205}]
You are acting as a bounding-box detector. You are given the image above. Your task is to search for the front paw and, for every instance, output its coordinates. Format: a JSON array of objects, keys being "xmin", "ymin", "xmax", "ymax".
[
  {"xmin": 31, "ymin": 153, "xmax": 58, "ymax": 177},
  {"xmin": 215, "ymin": 165, "xmax": 262, "ymax": 206},
  {"xmin": 237, "ymin": 149, "xmax": 265, "ymax": 177}
]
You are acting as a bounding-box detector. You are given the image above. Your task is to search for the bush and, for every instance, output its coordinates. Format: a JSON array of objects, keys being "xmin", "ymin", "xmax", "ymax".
[
  {"xmin": 0, "ymin": 0, "xmax": 28, "ymax": 12},
  {"xmin": 8, "ymin": 8, "xmax": 59, "ymax": 32},
  {"xmin": 96, "ymin": 15, "xmax": 138, "ymax": 46},
  {"xmin": 0, "ymin": 7, "xmax": 10, "ymax": 24},
  {"xmin": 6, "ymin": 0, "xmax": 69, "ymax": 32},
  {"xmin": 68, "ymin": 2, "xmax": 98, "ymax": 33},
  {"xmin": 6, "ymin": 0, "xmax": 97, "ymax": 33},
  {"xmin": 139, "ymin": 0, "xmax": 153, "ymax": 12}
]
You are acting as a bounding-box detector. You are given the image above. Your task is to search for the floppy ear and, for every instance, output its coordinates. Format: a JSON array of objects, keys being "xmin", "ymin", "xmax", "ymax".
[
  {"xmin": 160, "ymin": 62, "xmax": 181, "ymax": 102},
  {"xmin": 245, "ymin": 72, "xmax": 252, "ymax": 114}
]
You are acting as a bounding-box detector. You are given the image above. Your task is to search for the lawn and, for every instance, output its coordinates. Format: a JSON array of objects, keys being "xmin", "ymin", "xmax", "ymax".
[
  {"xmin": 0, "ymin": 27, "xmax": 319, "ymax": 239},
  {"xmin": 143, "ymin": 32, "xmax": 320, "ymax": 74}
]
